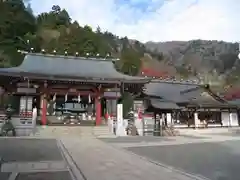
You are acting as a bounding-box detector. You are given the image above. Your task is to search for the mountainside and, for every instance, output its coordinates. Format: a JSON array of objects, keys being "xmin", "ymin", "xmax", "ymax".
[
  {"xmin": 1, "ymin": 0, "xmax": 239, "ymax": 93},
  {"xmin": 145, "ymin": 40, "xmax": 240, "ymax": 89},
  {"xmin": 0, "ymin": 0, "xmax": 146, "ymax": 77}
]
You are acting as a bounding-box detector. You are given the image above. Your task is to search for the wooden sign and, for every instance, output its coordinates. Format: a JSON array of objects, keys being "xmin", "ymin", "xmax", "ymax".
[
  {"xmin": 69, "ymin": 88, "xmax": 77, "ymax": 92},
  {"xmin": 17, "ymin": 88, "xmax": 36, "ymax": 93}
]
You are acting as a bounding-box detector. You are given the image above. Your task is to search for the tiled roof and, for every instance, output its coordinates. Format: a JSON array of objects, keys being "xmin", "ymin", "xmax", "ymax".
[
  {"xmin": 0, "ymin": 53, "xmax": 150, "ymax": 83},
  {"xmin": 144, "ymin": 81, "xmax": 199, "ymax": 102},
  {"xmin": 144, "ymin": 81, "xmax": 232, "ymax": 108}
]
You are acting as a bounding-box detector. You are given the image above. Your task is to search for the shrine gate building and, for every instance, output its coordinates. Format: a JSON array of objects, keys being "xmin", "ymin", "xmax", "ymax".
[{"xmin": 0, "ymin": 53, "xmax": 150, "ymax": 126}]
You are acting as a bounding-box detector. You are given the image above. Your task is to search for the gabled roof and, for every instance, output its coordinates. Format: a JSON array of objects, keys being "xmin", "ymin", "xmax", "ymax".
[
  {"xmin": 144, "ymin": 81, "xmax": 235, "ymax": 108},
  {"xmin": 144, "ymin": 80, "xmax": 199, "ymax": 102},
  {"xmin": 0, "ymin": 53, "xmax": 150, "ymax": 83}
]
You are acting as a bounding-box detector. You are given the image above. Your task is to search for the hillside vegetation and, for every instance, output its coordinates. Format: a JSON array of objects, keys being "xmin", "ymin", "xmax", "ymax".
[
  {"xmin": 145, "ymin": 40, "xmax": 240, "ymax": 90},
  {"xmin": 0, "ymin": 0, "xmax": 239, "ymax": 92},
  {"xmin": 0, "ymin": 0, "xmax": 146, "ymax": 76}
]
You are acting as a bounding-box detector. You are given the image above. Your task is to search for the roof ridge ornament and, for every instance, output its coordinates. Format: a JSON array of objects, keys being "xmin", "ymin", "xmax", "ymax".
[{"xmin": 18, "ymin": 50, "xmax": 120, "ymax": 62}]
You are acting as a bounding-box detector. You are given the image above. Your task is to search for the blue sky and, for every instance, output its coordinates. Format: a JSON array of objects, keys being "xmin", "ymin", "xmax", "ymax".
[{"xmin": 30, "ymin": 0, "xmax": 240, "ymax": 42}]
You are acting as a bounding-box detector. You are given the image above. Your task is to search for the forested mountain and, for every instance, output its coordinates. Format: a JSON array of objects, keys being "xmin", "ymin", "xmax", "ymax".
[
  {"xmin": 0, "ymin": 0, "xmax": 239, "ymax": 92},
  {"xmin": 145, "ymin": 40, "xmax": 240, "ymax": 90},
  {"xmin": 0, "ymin": 0, "xmax": 145, "ymax": 76}
]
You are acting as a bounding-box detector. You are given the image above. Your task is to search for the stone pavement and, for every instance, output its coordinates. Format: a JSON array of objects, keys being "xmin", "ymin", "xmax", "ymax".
[
  {"xmin": 0, "ymin": 138, "xmax": 73, "ymax": 180},
  {"xmin": 5, "ymin": 126, "xmax": 240, "ymax": 180},
  {"xmin": 58, "ymin": 130, "xmax": 240, "ymax": 180},
  {"xmin": 31, "ymin": 125, "xmax": 116, "ymax": 138},
  {"xmin": 126, "ymin": 139, "xmax": 240, "ymax": 180},
  {"xmin": 60, "ymin": 137, "xmax": 207, "ymax": 180},
  {"xmin": 102, "ymin": 133, "xmax": 240, "ymax": 148},
  {"xmin": 31, "ymin": 126, "xmax": 90, "ymax": 138}
]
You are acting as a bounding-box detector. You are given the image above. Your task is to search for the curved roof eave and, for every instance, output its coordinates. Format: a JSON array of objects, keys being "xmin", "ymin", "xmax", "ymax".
[{"xmin": 0, "ymin": 53, "xmax": 151, "ymax": 84}]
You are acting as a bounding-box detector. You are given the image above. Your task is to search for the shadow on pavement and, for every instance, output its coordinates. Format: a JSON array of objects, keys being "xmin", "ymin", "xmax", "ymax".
[
  {"xmin": 0, "ymin": 172, "xmax": 11, "ymax": 180},
  {"xmin": 180, "ymin": 135, "xmax": 209, "ymax": 139},
  {"xmin": 16, "ymin": 171, "xmax": 72, "ymax": 180},
  {"xmin": 0, "ymin": 138, "xmax": 63, "ymax": 163},
  {"xmin": 127, "ymin": 140, "xmax": 240, "ymax": 180},
  {"xmin": 99, "ymin": 136, "xmax": 174, "ymax": 143}
]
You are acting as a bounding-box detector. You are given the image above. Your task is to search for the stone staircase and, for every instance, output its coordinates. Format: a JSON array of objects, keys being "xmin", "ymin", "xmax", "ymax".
[
  {"xmin": 30, "ymin": 126, "xmax": 90, "ymax": 138},
  {"xmin": 92, "ymin": 126, "xmax": 116, "ymax": 138},
  {"xmin": 30, "ymin": 125, "xmax": 115, "ymax": 138}
]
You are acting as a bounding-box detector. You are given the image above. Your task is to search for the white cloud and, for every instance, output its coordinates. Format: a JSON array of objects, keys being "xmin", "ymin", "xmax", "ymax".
[{"xmin": 30, "ymin": 0, "xmax": 240, "ymax": 42}]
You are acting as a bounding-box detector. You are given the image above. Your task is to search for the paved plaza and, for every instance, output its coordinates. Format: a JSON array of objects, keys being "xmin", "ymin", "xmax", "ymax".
[
  {"xmin": 0, "ymin": 138, "xmax": 62, "ymax": 162},
  {"xmin": 1, "ymin": 127, "xmax": 240, "ymax": 180},
  {"xmin": 101, "ymin": 132, "xmax": 240, "ymax": 180},
  {"xmin": 127, "ymin": 140, "xmax": 240, "ymax": 180},
  {"xmin": 100, "ymin": 136, "xmax": 174, "ymax": 143},
  {"xmin": 0, "ymin": 138, "xmax": 73, "ymax": 180}
]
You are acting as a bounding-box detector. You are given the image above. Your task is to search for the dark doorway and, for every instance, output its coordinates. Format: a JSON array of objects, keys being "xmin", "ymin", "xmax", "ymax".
[{"xmin": 101, "ymin": 97, "xmax": 106, "ymax": 117}]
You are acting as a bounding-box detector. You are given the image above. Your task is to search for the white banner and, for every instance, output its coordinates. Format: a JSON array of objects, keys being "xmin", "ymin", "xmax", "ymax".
[
  {"xmin": 221, "ymin": 112, "xmax": 230, "ymax": 126},
  {"xmin": 117, "ymin": 104, "xmax": 123, "ymax": 125},
  {"xmin": 166, "ymin": 113, "xmax": 172, "ymax": 125},
  {"xmin": 116, "ymin": 104, "xmax": 126, "ymax": 136},
  {"xmin": 230, "ymin": 113, "xmax": 239, "ymax": 126}
]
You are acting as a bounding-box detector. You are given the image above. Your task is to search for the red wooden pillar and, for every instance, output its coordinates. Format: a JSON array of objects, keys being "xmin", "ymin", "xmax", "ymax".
[
  {"xmin": 95, "ymin": 93, "xmax": 101, "ymax": 126},
  {"xmin": 41, "ymin": 94, "xmax": 47, "ymax": 125}
]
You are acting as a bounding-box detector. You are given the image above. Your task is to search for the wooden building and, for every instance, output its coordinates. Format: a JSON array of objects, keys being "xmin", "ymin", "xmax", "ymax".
[
  {"xmin": 141, "ymin": 80, "xmax": 239, "ymax": 129},
  {"xmin": 0, "ymin": 53, "xmax": 150, "ymax": 126}
]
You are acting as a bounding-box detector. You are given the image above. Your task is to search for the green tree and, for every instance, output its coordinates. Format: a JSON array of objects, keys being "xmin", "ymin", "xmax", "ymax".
[
  {"xmin": 119, "ymin": 48, "xmax": 141, "ymax": 75},
  {"xmin": 0, "ymin": 0, "xmax": 36, "ymax": 66},
  {"xmin": 0, "ymin": 2, "xmax": 145, "ymax": 75}
]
